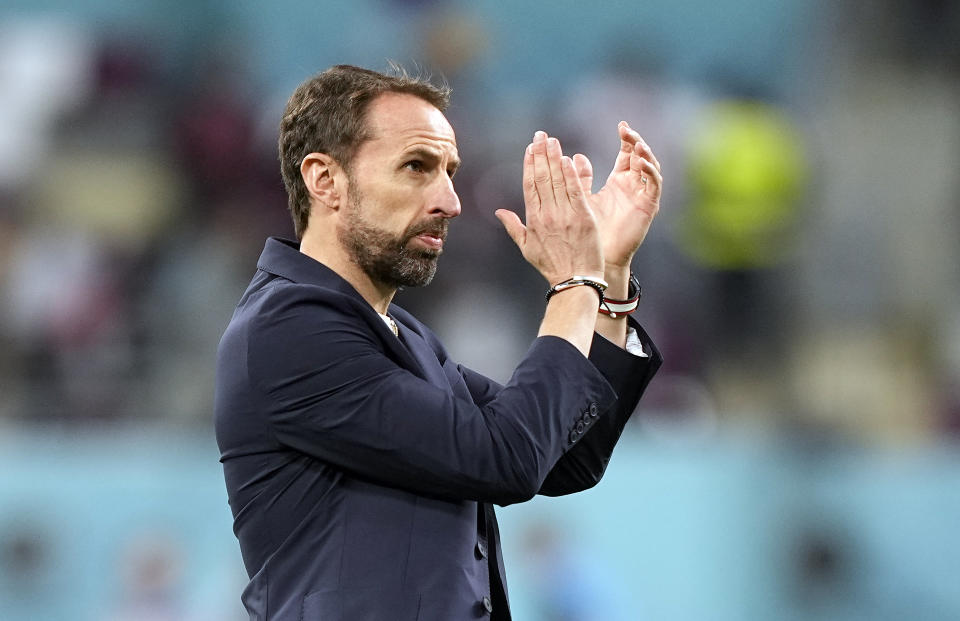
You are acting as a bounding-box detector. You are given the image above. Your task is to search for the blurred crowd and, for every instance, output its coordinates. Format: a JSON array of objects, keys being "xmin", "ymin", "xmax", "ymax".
[{"xmin": 0, "ymin": 20, "xmax": 288, "ymax": 427}]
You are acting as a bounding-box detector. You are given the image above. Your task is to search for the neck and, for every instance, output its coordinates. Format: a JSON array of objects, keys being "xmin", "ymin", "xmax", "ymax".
[{"xmin": 299, "ymin": 235, "xmax": 396, "ymax": 314}]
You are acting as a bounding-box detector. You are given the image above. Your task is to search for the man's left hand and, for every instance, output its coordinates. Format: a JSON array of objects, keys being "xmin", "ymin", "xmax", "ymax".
[{"xmin": 572, "ymin": 121, "xmax": 663, "ymax": 270}]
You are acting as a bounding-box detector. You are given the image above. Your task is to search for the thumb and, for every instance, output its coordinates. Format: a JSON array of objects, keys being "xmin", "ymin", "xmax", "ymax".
[{"xmin": 494, "ymin": 209, "xmax": 526, "ymax": 249}]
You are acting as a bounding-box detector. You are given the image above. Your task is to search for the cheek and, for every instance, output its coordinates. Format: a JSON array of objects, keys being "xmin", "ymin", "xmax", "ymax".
[
  {"xmin": 381, "ymin": 191, "xmax": 427, "ymax": 229},
  {"xmin": 372, "ymin": 205, "xmax": 419, "ymax": 242},
  {"xmin": 354, "ymin": 176, "xmax": 427, "ymax": 232}
]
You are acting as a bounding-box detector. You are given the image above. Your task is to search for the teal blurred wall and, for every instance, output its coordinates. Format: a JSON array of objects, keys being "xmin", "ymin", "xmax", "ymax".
[{"xmin": 3, "ymin": 431, "xmax": 959, "ymax": 620}]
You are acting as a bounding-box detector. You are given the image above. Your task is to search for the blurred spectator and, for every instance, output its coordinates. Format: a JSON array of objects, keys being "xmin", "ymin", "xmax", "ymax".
[{"xmin": 677, "ymin": 96, "xmax": 807, "ymax": 418}]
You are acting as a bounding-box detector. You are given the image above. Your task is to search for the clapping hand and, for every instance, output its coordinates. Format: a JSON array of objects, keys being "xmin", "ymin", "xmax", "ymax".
[
  {"xmin": 495, "ymin": 131, "xmax": 604, "ymax": 287},
  {"xmin": 573, "ymin": 121, "xmax": 662, "ymax": 270}
]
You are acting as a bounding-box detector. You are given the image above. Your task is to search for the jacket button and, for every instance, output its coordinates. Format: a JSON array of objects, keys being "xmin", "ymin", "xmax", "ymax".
[
  {"xmin": 576, "ymin": 421, "xmax": 585, "ymax": 434},
  {"xmin": 475, "ymin": 539, "xmax": 487, "ymax": 559},
  {"xmin": 569, "ymin": 429, "xmax": 579, "ymax": 443},
  {"xmin": 481, "ymin": 595, "xmax": 493, "ymax": 614},
  {"xmin": 589, "ymin": 402, "xmax": 599, "ymax": 417}
]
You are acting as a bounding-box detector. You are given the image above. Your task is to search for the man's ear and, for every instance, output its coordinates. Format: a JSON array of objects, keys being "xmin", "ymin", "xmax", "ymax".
[{"xmin": 300, "ymin": 152, "xmax": 343, "ymax": 211}]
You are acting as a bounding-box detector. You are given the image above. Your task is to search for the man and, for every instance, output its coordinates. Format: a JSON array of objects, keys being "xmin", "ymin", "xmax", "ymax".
[{"xmin": 215, "ymin": 65, "xmax": 663, "ymax": 620}]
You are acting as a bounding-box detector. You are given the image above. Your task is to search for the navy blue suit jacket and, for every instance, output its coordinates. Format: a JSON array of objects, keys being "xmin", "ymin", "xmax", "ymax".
[{"xmin": 215, "ymin": 237, "xmax": 661, "ymax": 620}]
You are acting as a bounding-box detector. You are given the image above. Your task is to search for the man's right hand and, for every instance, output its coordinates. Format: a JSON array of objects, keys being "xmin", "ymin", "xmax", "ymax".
[
  {"xmin": 496, "ymin": 131, "xmax": 605, "ymax": 357},
  {"xmin": 495, "ymin": 131, "xmax": 604, "ymax": 287}
]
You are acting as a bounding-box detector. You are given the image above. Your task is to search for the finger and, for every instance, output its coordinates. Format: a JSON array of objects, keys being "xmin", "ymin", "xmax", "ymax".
[
  {"xmin": 633, "ymin": 155, "xmax": 664, "ymax": 200},
  {"xmin": 624, "ymin": 124, "xmax": 661, "ymax": 172},
  {"xmin": 531, "ymin": 131, "xmax": 555, "ymax": 214},
  {"xmin": 572, "ymin": 153, "xmax": 593, "ymax": 193},
  {"xmin": 561, "ymin": 156, "xmax": 587, "ymax": 213},
  {"xmin": 521, "ymin": 142, "xmax": 539, "ymax": 213},
  {"xmin": 641, "ymin": 158, "xmax": 663, "ymax": 194},
  {"xmin": 629, "ymin": 143, "xmax": 646, "ymax": 173},
  {"xmin": 495, "ymin": 209, "xmax": 527, "ymax": 248},
  {"xmin": 631, "ymin": 140, "xmax": 662, "ymax": 179},
  {"xmin": 545, "ymin": 137, "xmax": 567, "ymax": 210},
  {"xmin": 612, "ymin": 121, "xmax": 637, "ymax": 172}
]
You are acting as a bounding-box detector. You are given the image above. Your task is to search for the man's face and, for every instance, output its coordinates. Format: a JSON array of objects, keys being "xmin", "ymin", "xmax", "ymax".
[{"xmin": 336, "ymin": 93, "xmax": 461, "ymax": 288}]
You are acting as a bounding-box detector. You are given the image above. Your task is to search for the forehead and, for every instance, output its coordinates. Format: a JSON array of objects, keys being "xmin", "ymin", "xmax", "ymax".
[{"xmin": 362, "ymin": 93, "xmax": 457, "ymax": 154}]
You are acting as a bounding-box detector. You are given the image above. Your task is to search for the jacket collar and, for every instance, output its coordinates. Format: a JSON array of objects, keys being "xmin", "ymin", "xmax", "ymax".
[{"xmin": 257, "ymin": 237, "xmax": 367, "ymax": 302}]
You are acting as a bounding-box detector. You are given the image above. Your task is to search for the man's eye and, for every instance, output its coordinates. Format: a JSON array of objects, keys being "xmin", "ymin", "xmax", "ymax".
[{"xmin": 404, "ymin": 160, "xmax": 424, "ymax": 173}]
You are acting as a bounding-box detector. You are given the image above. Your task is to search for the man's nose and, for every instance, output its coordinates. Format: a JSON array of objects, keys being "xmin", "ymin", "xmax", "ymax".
[{"xmin": 429, "ymin": 176, "xmax": 461, "ymax": 218}]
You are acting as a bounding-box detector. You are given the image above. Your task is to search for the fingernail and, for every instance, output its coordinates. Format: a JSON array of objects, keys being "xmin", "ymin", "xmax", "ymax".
[
  {"xmin": 534, "ymin": 131, "xmax": 546, "ymax": 141},
  {"xmin": 526, "ymin": 144, "xmax": 532, "ymax": 155}
]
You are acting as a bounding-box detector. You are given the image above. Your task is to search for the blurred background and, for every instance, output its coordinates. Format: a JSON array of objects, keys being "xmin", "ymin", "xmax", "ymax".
[{"xmin": 1, "ymin": 0, "xmax": 959, "ymax": 619}]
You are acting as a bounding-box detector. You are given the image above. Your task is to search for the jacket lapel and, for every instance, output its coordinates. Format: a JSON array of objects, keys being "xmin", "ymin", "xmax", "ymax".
[{"xmin": 393, "ymin": 320, "xmax": 452, "ymax": 393}]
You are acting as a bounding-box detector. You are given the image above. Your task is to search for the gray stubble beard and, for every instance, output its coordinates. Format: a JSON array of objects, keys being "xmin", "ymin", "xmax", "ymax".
[{"xmin": 336, "ymin": 190, "xmax": 443, "ymax": 289}]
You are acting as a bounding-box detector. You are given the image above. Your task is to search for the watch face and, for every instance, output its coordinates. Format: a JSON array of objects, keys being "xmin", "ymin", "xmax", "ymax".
[{"xmin": 629, "ymin": 273, "xmax": 642, "ymax": 300}]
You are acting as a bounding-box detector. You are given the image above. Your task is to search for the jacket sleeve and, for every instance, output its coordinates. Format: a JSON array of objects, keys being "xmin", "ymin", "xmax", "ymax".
[
  {"xmin": 538, "ymin": 320, "xmax": 662, "ymax": 495},
  {"xmin": 246, "ymin": 286, "xmax": 619, "ymax": 506},
  {"xmin": 455, "ymin": 320, "xmax": 661, "ymax": 497}
]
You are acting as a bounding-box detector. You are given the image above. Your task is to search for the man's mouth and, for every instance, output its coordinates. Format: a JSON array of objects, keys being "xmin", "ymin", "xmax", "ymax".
[
  {"xmin": 414, "ymin": 233, "xmax": 444, "ymax": 250},
  {"xmin": 407, "ymin": 221, "xmax": 448, "ymax": 252}
]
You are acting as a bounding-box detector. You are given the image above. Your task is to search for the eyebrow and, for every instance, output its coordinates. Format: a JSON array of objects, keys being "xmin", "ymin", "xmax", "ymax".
[{"xmin": 404, "ymin": 147, "xmax": 461, "ymax": 176}]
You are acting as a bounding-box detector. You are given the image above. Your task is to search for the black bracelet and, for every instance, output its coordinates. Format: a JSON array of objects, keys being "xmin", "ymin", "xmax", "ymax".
[{"xmin": 546, "ymin": 276, "xmax": 609, "ymax": 306}]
